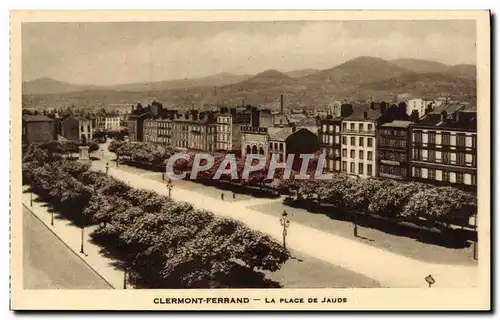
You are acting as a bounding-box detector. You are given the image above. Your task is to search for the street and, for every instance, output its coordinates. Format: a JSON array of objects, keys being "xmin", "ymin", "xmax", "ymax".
[{"xmin": 23, "ymin": 206, "xmax": 112, "ymax": 289}]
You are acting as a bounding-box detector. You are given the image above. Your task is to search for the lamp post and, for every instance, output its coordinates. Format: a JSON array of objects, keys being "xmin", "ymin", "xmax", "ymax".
[
  {"xmin": 353, "ymin": 212, "xmax": 358, "ymax": 238},
  {"xmin": 473, "ymin": 213, "xmax": 478, "ymax": 261},
  {"xmin": 167, "ymin": 180, "xmax": 173, "ymax": 199},
  {"xmin": 123, "ymin": 268, "xmax": 127, "ymax": 289},
  {"xmin": 51, "ymin": 210, "xmax": 54, "ymax": 226},
  {"xmin": 105, "ymin": 162, "xmax": 110, "ymax": 175},
  {"xmin": 280, "ymin": 211, "xmax": 290, "ymax": 250},
  {"xmin": 80, "ymin": 226, "xmax": 85, "ymax": 254},
  {"xmin": 30, "ymin": 191, "xmax": 33, "ymax": 207}
]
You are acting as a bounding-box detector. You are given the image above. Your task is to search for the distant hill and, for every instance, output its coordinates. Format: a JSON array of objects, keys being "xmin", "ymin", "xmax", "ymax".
[
  {"xmin": 22, "ymin": 77, "xmax": 94, "ymax": 95},
  {"xmin": 107, "ymin": 72, "xmax": 251, "ymax": 92},
  {"xmin": 22, "ymin": 56, "xmax": 477, "ymax": 109},
  {"xmin": 391, "ymin": 58, "xmax": 449, "ymax": 74},
  {"xmin": 285, "ymin": 68, "xmax": 320, "ymax": 78},
  {"xmin": 304, "ymin": 56, "xmax": 414, "ymax": 88},
  {"xmin": 391, "ymin": 58, "xmax": 475, "ymax": 79}
]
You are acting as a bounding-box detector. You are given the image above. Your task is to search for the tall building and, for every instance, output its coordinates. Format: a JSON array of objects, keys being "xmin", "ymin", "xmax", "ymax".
[
  {"xmin": 406, "ymin": 98, "xmax": 435, "ymax": 117},
  {"xmin": 215, "ymin": 113, "xmax": 232, "ymax": 152},
  {"xmin": 126, "ymin": 106, "xmax": 151, "ymax": 142},
  {"xmin": 318, "ymin": 104, "xmax": 353, "ymax": 172},
  {"xmin": 94, "ymin": 115, "xmax": 121, "ymax": 131},
  {"xmin": 61, "ymin": 117, "xmax": 93, "ymax": 142},
  {"xmin": 409, "ymin": 108, "xmax": 477, "ymax": 191},
  {"xmin": 22, "ymin": 115, "xmax": 55, "ymax": 144},
  {"xmin": 340, "ymin": 105, "xmax": 381, "ymax": 178},
  {"xmin": 377, "ymin": 120, "xmax": 412, "ymax": 180},
  {"xmin": 170, "ymin": 111, "xmax": 217, "ymax": 152}
]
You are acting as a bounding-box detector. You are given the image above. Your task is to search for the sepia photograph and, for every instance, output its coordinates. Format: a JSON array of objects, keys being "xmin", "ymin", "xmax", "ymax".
[{"xmin": 10, "ymin": 10, "xmax": 491, "ymax": 311}]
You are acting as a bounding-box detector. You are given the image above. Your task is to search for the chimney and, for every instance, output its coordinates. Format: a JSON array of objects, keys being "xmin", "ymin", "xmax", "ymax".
[
  {"xmin": 280, "ymin": 94, "xmax": 284, "ymax": 115},
  {"xmin": 440, "ymin": 110, "xmax": 448, "ymax": 123},
  {"xmin": 363, "ymin": 111, "xmax": 368, "ymax": 119}
]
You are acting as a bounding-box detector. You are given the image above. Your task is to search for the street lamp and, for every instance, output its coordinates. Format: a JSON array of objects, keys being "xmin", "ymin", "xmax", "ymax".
[
  {"xmin": 167, "ymin": 180, "xmax": 173, "ymax": 199},
  {"xmin": 51, "ymin": 210, "xmax": 54, "ymax": 226},
  {"xmin": 30, "ymin": 191, "xmax": 33, "ymax": 207},
  {"xmin": 473, "ymin": 213, "xmax": 478, "ymax": 260},
  {"xmin": 353, "ymin": 212, "xmax": 358, "ymax": 238},
  {"xmin": 80, "ymin": 226, "xmax": 85, "ymax": 254},
  {"xmin": 123, "ymin": 268, "xmax": 127, "ymax": 289},
  {"xmin": 280, "ymin": 211, "xmax": 290, "ymax": 250},
  {"xmin": 105, "ymin": 162, "xmax": 110, "ymax": 175}
]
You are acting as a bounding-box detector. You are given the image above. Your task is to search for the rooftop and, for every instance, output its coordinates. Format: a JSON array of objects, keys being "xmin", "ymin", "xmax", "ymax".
[
  {"xmin": 416, "ymin": 110, "xmax": 476, "ymax": 130},
  {"xmin": 381, "ymin": 120, "xmax": 413, "ymax": 128},
  {"xmin": 22, "ymin": 115, "xmax": 53, "ymax": 122},
  {"xmin": 344, "ymin": 104, "xmax": 382, "ymax": 121}
]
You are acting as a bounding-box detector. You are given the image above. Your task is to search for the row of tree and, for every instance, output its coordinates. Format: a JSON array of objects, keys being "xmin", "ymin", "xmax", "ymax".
[
  {"xmin": 22, "ymin": 144, "xmax": 289, "ymax": 288},
  {"xmin": 278, "ymin": 175, "xmax": 477, "ymax": 228}
]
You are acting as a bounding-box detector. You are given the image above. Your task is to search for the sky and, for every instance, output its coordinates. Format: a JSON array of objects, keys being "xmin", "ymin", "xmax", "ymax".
[{"xmin": 22, "ymin": 20, "xmax": 476, "ymax": 86}]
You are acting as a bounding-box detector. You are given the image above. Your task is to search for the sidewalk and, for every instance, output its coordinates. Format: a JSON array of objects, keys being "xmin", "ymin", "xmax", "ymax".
[
  {"xmin": 92, "ymin": 160, "xmax": 477, "ymax": 288},
  {"xmin": 22, "ymin": 187, "xmax": 128, "ymax": 290}
]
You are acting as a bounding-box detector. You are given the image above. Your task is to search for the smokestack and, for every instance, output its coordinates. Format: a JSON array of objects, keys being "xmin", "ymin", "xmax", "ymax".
[{"xmin": 280, "ymin": 94, "xmax": 284, "ymax": 115}]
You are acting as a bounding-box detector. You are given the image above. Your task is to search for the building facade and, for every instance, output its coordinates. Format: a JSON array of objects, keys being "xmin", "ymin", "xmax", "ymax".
[
  {"xmin": 61, "ymin": 117, "xmax": 93, "ymax": 142},
  {"xmin": 377, "ymin": 120, "xmax": 412, "ymax": 180},
  {"xmin": 22, "ymin": 115, "xmax": 55, "ymax": 144},
  {"xmin": 215, "ymin": 113, "xmax": 232, "ymax": 151},
  {"xmin": 409, "ymin": 110, "xmax": 477, "ymax": 191},
  {"xmin": 318, "ymin": 118, "xmax": 342, "ymax": 172},
  {"xmin": 94, "ymin": 116, "xmax": 121, "ymax": 131},
  {"xmin": 340, "ymin": 107, "xmax": 380, "ymax": 178}
]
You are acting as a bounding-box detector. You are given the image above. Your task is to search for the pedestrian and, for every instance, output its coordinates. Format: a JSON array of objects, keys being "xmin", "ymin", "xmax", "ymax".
[
  {"xmin": 232, "ymin": 192, "xmax": 236, "ymax": 200},
  {"xmin": 221, "ymin": 193, "xmax": 224, "ymax": 201}
]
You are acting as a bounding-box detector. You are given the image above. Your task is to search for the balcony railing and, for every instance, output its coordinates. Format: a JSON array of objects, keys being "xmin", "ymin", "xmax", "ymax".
[{"xmin": 342, "ymin": 129, "xmax": 375, "ymax": 135}]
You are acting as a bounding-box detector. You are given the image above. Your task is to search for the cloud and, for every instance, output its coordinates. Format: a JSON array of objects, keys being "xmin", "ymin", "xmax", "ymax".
[{"xmin": 23, "ymin": 21, "xmax": 476, "ymax": 85}]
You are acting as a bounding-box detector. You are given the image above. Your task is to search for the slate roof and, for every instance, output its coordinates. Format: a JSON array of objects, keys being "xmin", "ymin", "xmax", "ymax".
[{"xmin": 22, "ymin": 115, "xmax": 53, "ymax": 122}]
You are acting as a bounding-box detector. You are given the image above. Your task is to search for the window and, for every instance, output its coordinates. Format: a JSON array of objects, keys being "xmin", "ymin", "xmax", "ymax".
[
  {"xmin": 350, "ymin": 150, "xmax": 355, "ymax": 158},
  {"xmin": 428, "ymin": 132, "xmax": 436, "ymax": 145},
  {"xmin": 414, "ymin": 131, "xmax": 423, "ymax": 143},
  {"xmin": 367, "ymin": 138, "xmax": 373, "ymax": 147},
  {"xmin": 350, "ymin": 137, "xmax": 355, "ymax": 146},
  {"xmin": 367, "ymin": 151, "xmax": 373, "ymax": 161},
  {"xmin": 443, "ymin": 171, "xmax": 450, "ymax": 182},
  {"xmin": 442, "ymin": 152, "xmax": 450, "ymax": 164},
  {"xmin": 472, "ymin": 135, "xmax": 477, "ymax": 148},
  {"xmin": 428, "ymin": 150, "xmax": 436, "ymax": 162},
  {"xmin": 368, "ymin": 124, "xmax": 373, "ymax": 131},
  {"xmin": 367, "ymin": 164, "xmax": 373, "ymax": 176},
  {"xmin": 456, "ymin": 172, "xmax": 465, "ymax": 184},
  {"xmin": 359, "ymin": 150, "xmax": 364, "ymax": 159},
  {"xmin": 457, "ymin": 152, "xmax": 465, "ymax": 165},
  {"xmin": 350, "ymin": 123, "xmax": 355, "ymax": 130},
  {"xmin": 358, "ymin": 163, "xmax": 364, "ymax": 175},
  {"xmin": 342, "ymin": 136, "xmax": 347, "ymax": 145},
  {"xmin": 457, "ymin": 134, "xmax": 466, "ymax": 147},
  {"xmin": 429, "ymin": 169, "xmax": 436, "ymax": 180},
  {"xmin": 342, "ymin": 148, "xmax": 347, "ymax": 157},
  {"xmin": 342, "ymin": 161, "xmax": 347, "ymax": 172},
  {"xmin": 359, "ymin": 123, "xmax": 364, "ymax": 131},
  {"xmin": 414, "ymin": 167, "xmax": 422, "ymax": 178},
  {"xmin": 359, "ymin": 137, "xmax": 364, "ymax": 147},
  {"xmin": 350, "ymin": 162, "xmax": 355, "ymax": 173}
]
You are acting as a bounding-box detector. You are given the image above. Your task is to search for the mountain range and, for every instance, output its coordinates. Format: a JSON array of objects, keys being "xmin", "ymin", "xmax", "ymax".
[{"xmin": 22, "ymin": 57, "xmax": 476, "ymax": 109}]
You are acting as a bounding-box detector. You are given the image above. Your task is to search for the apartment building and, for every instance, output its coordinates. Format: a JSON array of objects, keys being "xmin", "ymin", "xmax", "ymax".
[
  {"xmin": 318, "ymin": 118, "xmax": 342, "ymax": 172},
  {"xmin": 215, "ymin": 113, "xmax": 232, "ymax": 151},
  {"xmin": 340, "ymin": 106, "xmax": 380, "ymax": 178},
  {"xmin": 409, "ymin": 108, "xmax": 477, "ymax": 191},
  {"xmin": 170, "ymin": 112, "xmax": 216, "ymax": 152},
  {"xmin": 94, "ymin": 116, "xmax": 121, "ymax": 131},
  {"xmin": 377, "ymin": 120, "xmax": 412, "ymax": 180},
  {"xmin": 22, "ymin": 115, "xmax": 55, "ymax": 144},
  {"xmin": 61, "ymin": 117, "xmax": 93, "ymax": 143}
]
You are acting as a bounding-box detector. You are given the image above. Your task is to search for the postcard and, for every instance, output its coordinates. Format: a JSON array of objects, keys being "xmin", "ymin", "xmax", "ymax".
[{"xmin": 10, "ymin": 10, "xmax": 490, "ymax": 311}]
